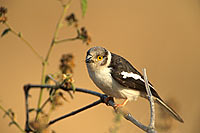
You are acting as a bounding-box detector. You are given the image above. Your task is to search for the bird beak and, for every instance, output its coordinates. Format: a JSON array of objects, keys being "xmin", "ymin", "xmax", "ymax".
[{"xmin": 86, "ymin": 55, "xmax": 94, "ymax": 63}]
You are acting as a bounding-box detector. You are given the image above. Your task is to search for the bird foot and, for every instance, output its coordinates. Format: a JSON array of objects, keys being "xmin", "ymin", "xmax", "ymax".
[
  {"xmin": 103, "ymin": 97, "xmax": 114, "ymax": 105},
  {"xmin": 114, "ymin": 99, "xmax": 128, "ymax": 109},
  {"xmin": 114, "ymin": 104, "xmax": 123, "ymax": 109}
]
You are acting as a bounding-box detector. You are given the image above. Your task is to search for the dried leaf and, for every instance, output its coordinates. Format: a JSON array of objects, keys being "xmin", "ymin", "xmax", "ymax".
[
  {"xmin": 1, "ymin": 28, "xmax": 10, "ymax": 37},
  {"xmin": 8, "ymin": 121, "xmax": 14, "ymax": 127},
  {"xmin": 52, "ymin": 130, "xmax": 56, "ymax": 133},
  {"xmin": 59, "ymin": 92, "xmax": 68, "ymax": 102},
  {"xmin": 28, "ymin": 108, "xmax": 35, "ymax": 113}
]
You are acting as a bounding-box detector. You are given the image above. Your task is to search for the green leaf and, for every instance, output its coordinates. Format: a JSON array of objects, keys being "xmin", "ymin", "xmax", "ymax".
[
  {"xmin": 3, "ymin": 112, "xmax": 7, "ymax": 118},
  {"xmin": 71, "ymin": 83, "xmax": 76, "ymax": 93},
  {"xmin": 18, "ymin": 32, "xmax": 22, "ymax": 37},
  {"xmin": 45, "ymin": 75, "xmax": 50, "ymax": 84},
  {"xmin": 81, "ymin": 0, "xmax": 87, "ymax": 17},
  {"xmin": 1, "ymin": 28, "xmax": 10, "ymax": 37}
]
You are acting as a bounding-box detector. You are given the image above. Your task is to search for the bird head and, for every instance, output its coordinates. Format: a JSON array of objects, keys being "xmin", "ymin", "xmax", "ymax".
[{"xmin": 85, "ymin": 46, "xmax": 111, "ymax": 70}]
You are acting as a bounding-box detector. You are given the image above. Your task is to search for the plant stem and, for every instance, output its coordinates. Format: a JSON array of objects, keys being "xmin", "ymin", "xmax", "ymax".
[
  {"xmin": 35, "ymin": 61, "xmax": 47, "ymax": 121},
  {"xmin": 35, "ymin": 0, "xmax": 72, "ymax": 121},
  {"xmin": 45, "ymin": 0, "xmax": 72, "ymax": 62},
  {"xmin": 40, "ymin": 97, "xmax": 51, "ymax": 111},
  {"xmin": 0, "ymin": 105, "xmax": 25, "ymax": 133},
  {"xmin": 55, "ymin": 37, "xmax": 78, "ymax": 44},
  {"xmin": 4, "ymin": 22, "xmax": 43, "ymax": 62}
]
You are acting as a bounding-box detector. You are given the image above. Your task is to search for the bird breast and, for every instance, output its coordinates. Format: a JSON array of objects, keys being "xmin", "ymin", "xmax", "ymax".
[
  {"xmin": 87, "ymin": 64, "xmax": 140, "ymax": 100},
  {"xmin": 87, "ymin": 66, "xmax": 121, "ymax": 97}
]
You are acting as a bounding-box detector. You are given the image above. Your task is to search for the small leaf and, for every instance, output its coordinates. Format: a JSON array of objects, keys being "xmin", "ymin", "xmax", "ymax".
[
  {"xmin": 67, "ymin": 91, "xmax": 74, "ymax": 99},
  {"xmin": 8, "ymin": 108, "xmax": 12, "ymax": 112},
  {"xmin": 71, "ymin": 83, "xmax": 76, "ymax": 93},
  {"xmin": 45, "ymin": 75, "xmax": 50, "ymax": 84},
  {"xmin": 1, "ymin": 28, "xmax": 10, "ymax": 37},
  {"xmin": 59, "ymin": 92, "xmax": 68, "ymax": 102},
  {"xmin": 8, "ymin": 121, "xmax": 14, "ymax": 126},
  {"xmin": 52, "ymin": 130, "xmax": 56, "ymax": 133},
  {"xmin": 49, "ymin": 88, "xmax": 56, "ymax": 98},
  {"xmin": 3, "ymin": 112, "xmax": 7, "ymax": 118},
  {"xmin": 81, "ymin": 0, "xmax": 87, "ymax": 17},
  {"xmin": 18, "ymin": 32, "xmax": 22, "ymax": 37},
  {"xmin": 28, "ymin": 108, "xmax": 35, "ymax": 113}
]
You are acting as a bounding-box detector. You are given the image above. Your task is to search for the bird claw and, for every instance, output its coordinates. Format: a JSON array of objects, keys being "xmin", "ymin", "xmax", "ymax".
[
  {"xmin": 114, "ymin": 104, "xmax": 123, "ymax": 109},
  {"xmin": 103, "ymin": 96, "xmax": 114, "ymax": 105},
  {"xmin": 114, "ymin": 99, "xmax": 128, "ymax": 109}
]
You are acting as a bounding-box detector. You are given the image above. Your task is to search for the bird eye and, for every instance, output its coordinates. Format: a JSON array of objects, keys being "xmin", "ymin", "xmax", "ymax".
[{"xmin": 97, "ymin": 56, "xmax": 103, "ymax": 61}]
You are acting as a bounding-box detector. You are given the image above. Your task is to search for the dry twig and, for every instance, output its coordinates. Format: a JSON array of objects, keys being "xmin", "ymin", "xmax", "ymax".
[{"xmin": 23, "ymin": 68, "xmax": 156, "ymax": 133}]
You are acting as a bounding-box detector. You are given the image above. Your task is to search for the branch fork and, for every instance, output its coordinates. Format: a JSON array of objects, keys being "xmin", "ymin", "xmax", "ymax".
[{"xmin": 23, "ymin": 68, "xmax": 156, "ymax": 133}]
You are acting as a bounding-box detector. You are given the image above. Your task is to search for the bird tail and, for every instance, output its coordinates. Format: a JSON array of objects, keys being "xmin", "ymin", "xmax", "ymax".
[{"xmin": 155, "ymin": 98, "xmax": 184, "ymax": 123}]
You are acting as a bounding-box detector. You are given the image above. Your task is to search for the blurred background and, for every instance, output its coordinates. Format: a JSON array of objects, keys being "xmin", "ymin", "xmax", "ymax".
[{"xmin": 0, "ymin": 0, "xmax": 200, "ymax": 132}]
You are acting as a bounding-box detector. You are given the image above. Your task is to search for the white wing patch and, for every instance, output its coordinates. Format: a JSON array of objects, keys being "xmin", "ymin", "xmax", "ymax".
[
  {"xmin": 121, "ymin": 71, "xmax": 155, "ymax": 89},
  {"xmin": 121, "ymin": 71, "xmax": 144, "ymax": 82}
]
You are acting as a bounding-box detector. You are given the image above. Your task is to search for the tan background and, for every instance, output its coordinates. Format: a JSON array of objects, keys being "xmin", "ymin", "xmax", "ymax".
[{"xmin": 0, "ymin": 0, "xmax": 200, "ymax": 132}]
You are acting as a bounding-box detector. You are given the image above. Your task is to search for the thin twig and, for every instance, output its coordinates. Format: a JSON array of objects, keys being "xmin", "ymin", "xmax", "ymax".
[
  {"xmin": 143, "ymin": 68, "xmax": 156, "ymax": 133},
  {"xmin": 0, "ymin": 104, "xmax": 25, "ymax": 133},
  {"xmin": 40, "ymin": 98, "xmax": 51, "ymax": 112},
  {"xmin": 35, "ymin": 60, "xmax": 47, "ymax": 121},
  {"xmin": 105, "ymin": 97, "xmax": 150, "ymax": 132},
  {"xmin": 3, "ymin": 22, "xmax": 43, "ymax": 62},
  {"xmin": 47, "ymin": 74, "xmax": 59, "ymax": 85},
  {"xmin": 35, "ymin": 0, "xmax": 72, "ymax": 121},
  {"xmin": 23, "ymin": 85, "xmax": 33, "ymax": 133},
  {"xmin": 48, "ymin": 99, "xmax": 102, "ymax": 126},
  {"xmin": 54, "ymin": 36, "xmax": 79, "ymax": 44},
  {"xmin": 45, "ymin": 0, "xmax": 72, "ymax": 62}
]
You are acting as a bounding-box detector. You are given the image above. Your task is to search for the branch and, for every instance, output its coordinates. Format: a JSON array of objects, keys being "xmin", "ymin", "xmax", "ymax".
[
  {"xmin": 143, "ymin": 68, "xmax": 156, "ymax": 133},
  {"xmin": 0, "ymin": 104, "xmax": 25, "ymax": 133},
  {"xmin": 105, "ymin": 98, "xmax": 150, "ymax": 132},
  {"xmin": 54, "ymin": 36, "xmax": 79, "ymax": 44},
  {"xmin": 3, "ymin": 22, "xmax": 43, "ymax": 62},
  {"xmin": 23, "ymin": 85, "xmax": 33, "ymax": 133},
  {"xmin": 48, "ymin": 99, "xmax": 102, "ymax": 126},
  {"xmin": 23, "ymin": 80, "xmax": 156, "ymax": 133}
]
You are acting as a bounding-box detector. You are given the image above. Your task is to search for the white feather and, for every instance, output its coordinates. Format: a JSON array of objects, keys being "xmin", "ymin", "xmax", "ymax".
[
  {"xmin": 121, "ymin": 71, "xmax": 154, "ymax": 89},
  {"xmin": 120, "ymin": 89, "xmax": 140, "ymax": 101},
  {"xmin": 121, "ymin": 71, "xmax": 144, "ymax": 82}
]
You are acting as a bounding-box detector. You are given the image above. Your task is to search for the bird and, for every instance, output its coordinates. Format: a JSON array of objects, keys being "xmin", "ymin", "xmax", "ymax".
[{"xmin": 85, "ymin": 46, "xmax": 184, "ymax": 123}]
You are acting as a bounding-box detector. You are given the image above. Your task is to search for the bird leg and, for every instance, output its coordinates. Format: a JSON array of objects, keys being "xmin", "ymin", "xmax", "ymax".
[
  {"xmin": 114, "ymin": 99, "xmax": 128, "ymax": 109},
  {"xmin": 103, "ymin": 96, "xmax": 114, "ymax": 105}
]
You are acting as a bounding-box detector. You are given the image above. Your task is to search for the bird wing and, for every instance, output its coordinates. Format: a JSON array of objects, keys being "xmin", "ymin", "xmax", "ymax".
[
  {"xmin": 109, "ymin": 53, "xmax": 160, "ymax": 99},
  {"xmin": 109, "ymin": 53, "xmax": 184, "ymax": 123}
]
